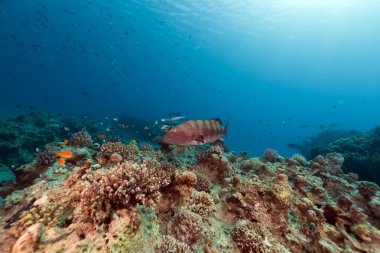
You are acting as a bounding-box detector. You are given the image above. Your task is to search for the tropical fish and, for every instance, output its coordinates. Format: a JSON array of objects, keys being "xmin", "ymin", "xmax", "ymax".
[
  {"xmin": 55, "ymin": 151, "xmax": 73, "ymax": 159},
  {"xmin": 161, "ymin": 116, "xmax": 186, "ymax": 122},
  {"xmin": 58, "ymin": 158, "xmax": 66, "ymax": 166},
  {"xmin": 97, "ymin": 134, "xmax": 106, "ymax": 139},
  {"xmin": 162, "ymin": 118, "xmax": 228, "ymax": 146}
]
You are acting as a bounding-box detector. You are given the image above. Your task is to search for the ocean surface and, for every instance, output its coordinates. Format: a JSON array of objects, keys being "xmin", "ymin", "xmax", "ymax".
[{"xmin": 1, "ymin": 0, "xmax": 380, "ymax": 156}]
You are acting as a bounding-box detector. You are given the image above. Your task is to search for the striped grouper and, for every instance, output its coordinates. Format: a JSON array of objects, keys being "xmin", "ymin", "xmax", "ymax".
[{"xmin": 162, "ymin": 118, "xmax": 228, "ymax": 146}]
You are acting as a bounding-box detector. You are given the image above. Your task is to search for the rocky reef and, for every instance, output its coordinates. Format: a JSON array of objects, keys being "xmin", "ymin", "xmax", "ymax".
[
  {"xmin": 0, "ymin": 129, "xmax": 379, "ymax": 253},
  {"xmin": 290, "ymin": 126, "xmax": 380, "ymax": 185}
]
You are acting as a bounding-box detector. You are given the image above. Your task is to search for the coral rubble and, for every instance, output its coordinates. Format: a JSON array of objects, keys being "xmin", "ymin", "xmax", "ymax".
[{"xmin": 1, "ymin": 136, "xmax": 380, "ymax": 253}]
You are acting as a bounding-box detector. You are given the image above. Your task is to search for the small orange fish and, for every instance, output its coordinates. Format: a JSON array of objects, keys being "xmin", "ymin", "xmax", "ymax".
[
  {"xmin": 97, "ymin": 134, "xmax": 106, "ymax": 139},
  {"xmin": 55, "ymin": 151, "xmax": 73, "ymax": 159},
  {"xmin": 63, "ymin": 139, "xmax": 69, "ymax": 145},
  {"xmin": 58, "ymin": 158, "xmax": 66, "ymax": 166}
]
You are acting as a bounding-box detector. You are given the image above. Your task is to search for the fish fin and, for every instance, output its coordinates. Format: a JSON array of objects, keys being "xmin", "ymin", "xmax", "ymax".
[
  {"xmin": 162, "ymin": 126, "xmax": 173, "ymax": 133},
  {"xmin": 210, "ymin": 118, "xmax": 222, "ymax": 124},
  {"xmin": 196, "ymin": 135, "xmax": 204, "ymax": 143}
]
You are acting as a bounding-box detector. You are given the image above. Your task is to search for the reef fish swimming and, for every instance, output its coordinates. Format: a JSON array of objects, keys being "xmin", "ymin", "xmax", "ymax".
[
  {"xmin": 55, "ymin": 151, "xmax": 73, "ymax": 159},
  {"xmin": 162, "ymin": 118, "xmax": 228, "ymax": 146}
]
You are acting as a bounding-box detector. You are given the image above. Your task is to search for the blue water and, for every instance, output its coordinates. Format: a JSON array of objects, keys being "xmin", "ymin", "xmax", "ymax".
[{"xmin": 1, "ymin": 0, "xmax": 380, "ymax": 156}]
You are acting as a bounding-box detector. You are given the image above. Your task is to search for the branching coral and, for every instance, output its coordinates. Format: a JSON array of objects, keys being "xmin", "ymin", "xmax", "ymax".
[
  {"xmin": 232, "ymin": 220, "xmax": 272, "ymax": 253},
  {"xmin": 80, "ymin": 160, "xmax": 173, "ymax": 223},
  {"xmin": 184, "ymin": 191, "xmax": 215, "ymax": 221},
  {"xmin": 18, "ymin": 203, "xmax": 67, "ymax": 229},
  {"xmin": 100, "ymin": 141, "xmax": 136, "ymax": 160},
  {"xmin": 261, "ymin": 148, "xmax": 280, "ymax": 163},
  {"xmin": 161, "ymin": 235, "xmax": 192, "ymax": 253},
  {"xmin": 69, "ymin": 130, "xmax": 93, "ymax": 148},
  {"xmin": 35, "ymin": 150, "xmax": 56, "ymax": 166},
  {"xmin": 193, "ymin": 170, "xmax": 212, "ymax": 192},
  {"xmin": 174, "ymin": 171, "xmax": 197, "ymax": 202}
]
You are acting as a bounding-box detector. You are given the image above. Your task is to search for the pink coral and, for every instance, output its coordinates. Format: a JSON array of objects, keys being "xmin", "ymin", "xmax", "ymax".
[{"xmin": 80, "ymin": 160, "xmax": 173, "ymax": 223}]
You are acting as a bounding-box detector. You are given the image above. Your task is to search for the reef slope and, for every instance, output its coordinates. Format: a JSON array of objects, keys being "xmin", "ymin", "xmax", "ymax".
[{"xmin": 0, "ymin": 134, "xmax": 379, "ymax": 253}]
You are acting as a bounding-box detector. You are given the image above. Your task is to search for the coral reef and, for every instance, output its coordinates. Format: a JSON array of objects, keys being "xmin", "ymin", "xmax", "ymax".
[
  {"xmin": 160, "ymin": 235, "xmax": 192, "ymax": 253},
  {"xmin": 232, "ymin": 220, "xmax": 279, "ymax": 253},
  {"xmin": 0, "ymin": 113, "xmax": 82, "ymax": 172},
  {"xmin": 35, "ymin": 150, "xmax": 56, "ymax": 166},
  {"xmin": 68, "ymin": 130, "xmax": 93, "ymax": 148},
  {"xmin": 80, "ymin": 159, "xmax": 173, "ymax": 223},
  {"xmin": 1, "ymin": 133, "xmax": 380, "ymax": 253},
  {"xmin": 167, "ymin": 210, "xmax": 203, "ymax": 247},
  {"xmin": 99, "ymin": 141, "xmax": 138, "ymax": 161},
  {"xmin": 292, "ymin": 125, "xmax": 380, "ymax": 184}
]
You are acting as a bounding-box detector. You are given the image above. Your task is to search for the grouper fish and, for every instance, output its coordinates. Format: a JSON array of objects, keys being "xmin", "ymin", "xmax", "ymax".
[{"xmin": 162, "ymin": 118, "xmax": 228, "ymax": 146}]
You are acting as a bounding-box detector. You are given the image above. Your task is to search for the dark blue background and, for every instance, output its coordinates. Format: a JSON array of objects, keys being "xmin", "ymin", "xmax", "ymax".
[{"xmin": 1, "ymin": 0, "xmax": 379, "ymax": 156}]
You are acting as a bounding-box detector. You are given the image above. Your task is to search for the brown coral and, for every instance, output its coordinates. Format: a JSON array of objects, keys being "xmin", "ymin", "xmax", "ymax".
[
  {"xmin": 185, "ymin": 191, "xmax": 215, "ymax": 221},
  {"xmin": 35, "ymin": 150, "xmax": 56, "ymax": 166},
  {"xmin": 193, "ymin": 170, "xmax": 212, "ymax": 192},
  {"xmin": 100, "ymin": 141, "xmax": 135, "ymax": 160},
  {"xmin": 80, "ymin": 160, "xmax": 173, "ymax": 223},
  {"xmin": 232, "ymin": 220, "xmax": 271, "ymax": 253},
  {"xmin": 68, "ymin": 130, "xmax": 93, "ymax": 148},
  {"xmin": 261, "ymin": 148, "xmax": 280, "ymax": 163},
  {"xmin": 167, "ymin": 210, "xmax": 203, "ymax": 247},
  {"xmin": 161, "ymin": 235, "xmax": 192, "ymax": 253}
]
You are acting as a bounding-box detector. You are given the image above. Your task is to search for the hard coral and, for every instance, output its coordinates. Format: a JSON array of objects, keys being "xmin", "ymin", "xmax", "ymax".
[
  {"xmin": 167, "ymin": 210, "xmax": 203, "ymax": 247},
  {"xmin": 184, "ymin": 191, "xmax": 215, "ymax": 221},
  {"xmin": 261, "ymin": 148, "xmax": 280, "ymax": 163},
  {"xmin": 35, "ymin": 150, "xmax": 56, "ymax": 166},
  {"xmin": 69, "ymin": 130, "xmax": 93, "ymax": 148},
  {"xmin": 161, "ymin": 235, "xmax": 192, "ymax": 253},
  {"xmin": 81, "ymin": 160, "xmax": 173, "ymax": 223},
  {"xmin": 193, "ymin": 170, "xmax": 212, "ymax": 192},
  {"xmin": 196, "ymin": 148, "xmax": 231, "ymax": 181},
  {"xmin": 174, "ymin": 171, "xmax": 197, "ymax": 202},
  {"xmin": 100, "ymin": 141, "xmax": 135, "ymax": 160},
  {"xmin": 232, "ymin": 220, "xmax": 272, "ymax": 253}
]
